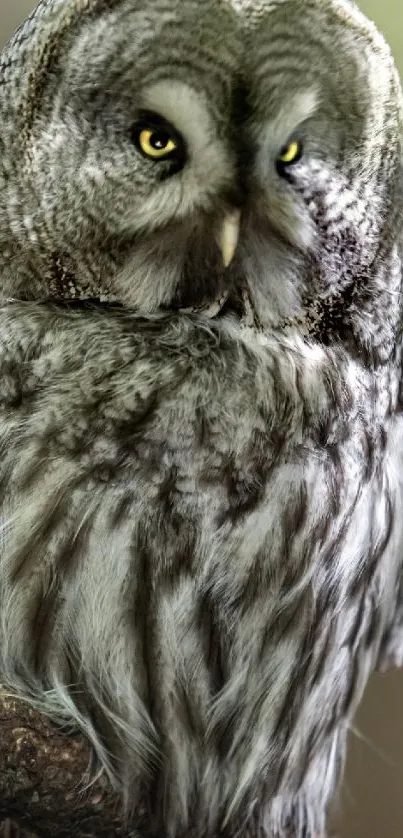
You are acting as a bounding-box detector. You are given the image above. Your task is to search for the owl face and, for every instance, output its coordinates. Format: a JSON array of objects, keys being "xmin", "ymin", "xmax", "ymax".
[{"xmin": 1, "ymin": 0, "xmax": 402, "ymax": 357}]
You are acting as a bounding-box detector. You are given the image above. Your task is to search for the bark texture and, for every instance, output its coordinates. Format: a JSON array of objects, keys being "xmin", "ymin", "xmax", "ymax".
[{"xmin": 0, "ymin": 687, "xmax": 131, "ymax": 838}]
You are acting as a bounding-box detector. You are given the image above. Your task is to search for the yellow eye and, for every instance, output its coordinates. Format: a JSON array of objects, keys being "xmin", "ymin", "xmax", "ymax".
[
  {"xmin": 138, "ymin": 128, "xmax": 178, "ymax": 159},
  {"xmin": 278, "ymin": 139, "xmax": 302, "ymax": 165}
]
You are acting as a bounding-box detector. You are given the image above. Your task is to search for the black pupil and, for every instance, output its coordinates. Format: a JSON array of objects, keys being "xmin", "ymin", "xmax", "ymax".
[{"xmin": 150, "ymin": 131, "xmax": 170, "ymax": 150}]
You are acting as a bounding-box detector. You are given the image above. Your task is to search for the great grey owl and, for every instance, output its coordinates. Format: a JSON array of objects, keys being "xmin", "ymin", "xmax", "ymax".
[{"xmin": 0, "ymin": 0, "xmax": 402, "ymax": 836}]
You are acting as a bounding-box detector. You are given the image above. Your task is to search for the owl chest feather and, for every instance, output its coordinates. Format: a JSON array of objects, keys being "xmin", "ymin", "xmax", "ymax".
[{"xmin": 0, "ymin": 306, "xmax": 402, "ymax": 836}]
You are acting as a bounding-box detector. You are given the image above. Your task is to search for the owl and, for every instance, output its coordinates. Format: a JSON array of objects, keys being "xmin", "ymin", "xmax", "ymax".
[{"xmin": 0, "ymin": 0, "xmax": 402, "ymax": 836}]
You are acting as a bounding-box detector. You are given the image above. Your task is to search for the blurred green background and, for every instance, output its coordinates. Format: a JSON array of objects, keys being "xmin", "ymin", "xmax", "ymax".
[
  {"xmin": 0, "ymin": 2, "xmax": 403, "ymax": 838},
  {"xmin": 361, "ymin": 0, "xmax": 402, "ymax": 74}
]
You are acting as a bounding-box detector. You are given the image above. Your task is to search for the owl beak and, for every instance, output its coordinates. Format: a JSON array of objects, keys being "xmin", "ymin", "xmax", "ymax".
[{"xmin": 216, "ymin": 210, "xmax": 241, "ymax": 268}]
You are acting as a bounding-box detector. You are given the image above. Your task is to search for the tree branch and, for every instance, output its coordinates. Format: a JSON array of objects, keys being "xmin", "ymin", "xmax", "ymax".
[{"xmin": 0, "ymin": 686, "xmax": 131, "ymax": 838}]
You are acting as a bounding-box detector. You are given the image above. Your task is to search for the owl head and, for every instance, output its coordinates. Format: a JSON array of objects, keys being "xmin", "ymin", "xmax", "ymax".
[{"xmin": 0, "ymin": 0, "xmax": 402, "ymax": 362}]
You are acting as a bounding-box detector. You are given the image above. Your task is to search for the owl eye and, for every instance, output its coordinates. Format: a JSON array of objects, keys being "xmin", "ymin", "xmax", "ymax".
[
  {"xmin": 138, "ymin": 128, "xmax": 177, "ymax": 159},
  {"xmin": 132, "ymin": 114, "xmax": 185, "ymax": 167},
  {"xmin": 276, "ymin": 139, "xmax": 303, "ymax": 174}
]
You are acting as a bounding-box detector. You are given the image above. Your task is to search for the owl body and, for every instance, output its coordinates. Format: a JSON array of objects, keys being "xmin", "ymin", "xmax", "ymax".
[
  {"xmin": 1, "ymin": 302, "xmax": 402, "ymax": 836},
  {"xmin": 0, "ymin": 0, "xmax": 402, "ymax": 836}
]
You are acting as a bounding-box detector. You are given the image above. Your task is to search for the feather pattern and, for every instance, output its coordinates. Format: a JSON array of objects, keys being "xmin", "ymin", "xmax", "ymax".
[{"xmin": 0, "ymin": 1, "xmax": 402, "ymax": 836}]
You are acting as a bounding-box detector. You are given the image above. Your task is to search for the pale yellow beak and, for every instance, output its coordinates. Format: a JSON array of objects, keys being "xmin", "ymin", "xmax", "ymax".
[{"xmin": 216, "ymin": 210, "xmax": 241, "ymax": 268}]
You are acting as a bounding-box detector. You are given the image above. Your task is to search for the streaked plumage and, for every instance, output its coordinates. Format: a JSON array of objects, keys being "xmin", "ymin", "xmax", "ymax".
[{"xmin": 0, "ymin": 1, "xmax": 402, "ymax": 836}]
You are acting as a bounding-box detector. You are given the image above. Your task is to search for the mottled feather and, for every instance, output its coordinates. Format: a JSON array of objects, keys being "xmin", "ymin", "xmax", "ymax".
[{"xmin": 0, "ymin": 2, "xmax": 402, "ymax": 837}]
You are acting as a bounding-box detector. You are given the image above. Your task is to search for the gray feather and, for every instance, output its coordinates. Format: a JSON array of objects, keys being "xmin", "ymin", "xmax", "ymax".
[{"xmin": 0, "ymin": 1, "xmax": 402, "ymax": 836}]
